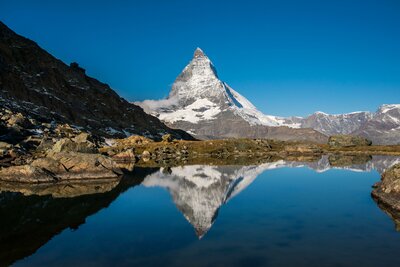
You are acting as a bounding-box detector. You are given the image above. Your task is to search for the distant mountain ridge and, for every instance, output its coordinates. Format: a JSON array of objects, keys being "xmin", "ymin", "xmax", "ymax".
[
  {"xmin": 138, "ymin": 48, "xmax": 400, "ymax": 144},
  {"xmin": 0, "ymin": 21, "xmax": 193, "ymax": 140},
  {"xmin": 283, "ymin": 104, "xmax": 400, "ymax": 144}
]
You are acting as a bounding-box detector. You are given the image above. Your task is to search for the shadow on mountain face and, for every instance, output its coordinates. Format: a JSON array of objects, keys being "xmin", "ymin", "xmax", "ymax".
[{"xmin": 0, "ymin": 167, "xmax": 158, "ymax": 267}]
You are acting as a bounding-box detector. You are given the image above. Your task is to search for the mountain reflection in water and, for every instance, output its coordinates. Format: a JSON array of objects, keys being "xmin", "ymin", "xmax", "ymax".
[
  {"xmin": 1, "ymin": 155, "xmax": 400, "ymax": 266},
  {"xmin": 141, "ymin": 155, "xmax": 400, "ymax": 238}
]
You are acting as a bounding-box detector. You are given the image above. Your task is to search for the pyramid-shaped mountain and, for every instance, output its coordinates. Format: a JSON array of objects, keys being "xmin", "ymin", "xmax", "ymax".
[
  {"xmin": 138, "ymin": 48, "xmax": 400, "ymax": 144},
  {"xmin": 138, "ymin": 48, "xmax": 327, "ymax": 143}
]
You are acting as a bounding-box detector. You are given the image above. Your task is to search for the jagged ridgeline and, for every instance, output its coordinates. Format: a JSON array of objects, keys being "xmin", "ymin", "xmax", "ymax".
[{"xmin": 0, "ymin": 21, "xmax": 193, "ymax": 140}]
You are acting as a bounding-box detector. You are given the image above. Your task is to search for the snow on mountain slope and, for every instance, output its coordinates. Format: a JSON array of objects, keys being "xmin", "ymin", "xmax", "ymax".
[
  {"xmin": 352, "ymin": 104, "xmax": 400, "ymax": 144},
  {"xmin": 138, "ymin": 48, "xmax": 288, "ymax": 127},
  {"xmin": 299, "ymin": 111, "xmax": 373, "ymax": 135}
]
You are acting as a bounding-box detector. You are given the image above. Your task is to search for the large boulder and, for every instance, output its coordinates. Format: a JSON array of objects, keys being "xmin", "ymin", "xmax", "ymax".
[
  {"xmin": 283, "ymin": 144, "xmax": 322, "ymax": 154},
  {"xmin": 114, "ymin": 135, "xmax": 153, "ymax": 147},
  {"xmin": 0, "ymin": 152, "xmax": 122, "ymax": 182},
  {"xmin": 50, "ymin": 137, "xmax": 96, "ymax": 154},
  {"xmin": 376, "ymin": 164, "xmax": 400, "ymax": 194},
  {"xmin": 112, "ymin": 148, "xmax": 136, "ymax": 161},
  {"xmin": 5, "ymin": 112, "xmax": 32, "ymax": 128},
  {"xmin": 328, "ymin": 135, "xmax": 372, "ymax": 148},
  {"xmin": 0, "ymin": 165, "xmax": 53, "ymax": 183}
]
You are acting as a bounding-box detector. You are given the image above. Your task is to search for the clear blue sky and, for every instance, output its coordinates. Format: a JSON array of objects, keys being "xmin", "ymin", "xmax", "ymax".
[{"xmin": 1, "ymin": 0, "xmax": 399, "ymax": 116}]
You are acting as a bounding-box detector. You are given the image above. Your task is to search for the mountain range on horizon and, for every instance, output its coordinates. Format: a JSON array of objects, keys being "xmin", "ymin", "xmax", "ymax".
[{"xmin": 138, "ymin": 48, "xmax": 400, "ymax": 144}]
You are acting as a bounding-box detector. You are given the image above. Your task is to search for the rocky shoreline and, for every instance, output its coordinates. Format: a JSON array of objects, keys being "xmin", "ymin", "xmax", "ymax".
[
  {"xmin": 372, "ymin": 164, "xmax": 400, "ymax": 229},
  {"xmin": 1, "ymin": 108, "xmax": 400, "ymax": 234},
  {"xmin": 1, "ymin": 107, "xmax": 400, "ymax": 183}
]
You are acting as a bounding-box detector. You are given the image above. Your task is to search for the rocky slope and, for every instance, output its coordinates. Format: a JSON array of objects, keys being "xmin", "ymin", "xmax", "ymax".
[
  {"xmin": 295, "ymin": 105, "xmax": 400, "ymax": 144},
  {"xmin": 0, "ymin": 21, "xmax": 192, "ymax": 140},
  {"xmin": 296, "ymin": 111, "xmax": 373, "ymax": 135},
  {"xmin": 138, "ymin": 48, "xmax": 399, "ymax": 144},
  {"xmin": 138, "ymin": 48, "xmax": 327, "ymax": 143},
  {"xmin": 372, "ymin": 163, "xmax": 400, "ymax": 230},
  {"xmin": 352, "ymin": 104, "xmax": 400, "ymax": 145}
]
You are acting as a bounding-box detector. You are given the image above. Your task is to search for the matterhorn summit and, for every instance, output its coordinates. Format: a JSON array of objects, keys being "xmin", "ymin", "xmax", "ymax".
[
  {"xmin": 152, "ymin": 47, "xmax": 285, "ymax": 126},
  {"xmin": 137, "ymin": 48, "xmax": 400, "ymax": 144},
  {"xmin": 137, "ymin": 48, "xmax": 327, "ymax": 142}
]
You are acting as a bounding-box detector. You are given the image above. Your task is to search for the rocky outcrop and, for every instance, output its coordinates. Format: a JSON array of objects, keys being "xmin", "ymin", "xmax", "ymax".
[
  {"xmin": 328, "ymin": 135, "xmax": 372, "ymax": 148},
  {"xmin": 0, "ymin": 152, "xmax": 122, "ymax": 182},
  {"xmin": 372, "ymin": 164, "xmax": 400, "ymax": 230},
  {"xmin": 0, "ymin": 113, "xmax": 125, "ymax": 182},
  {"xmin": 50, "ymin": 136, "xmax": 97, "ymax": 154},
  {"xmin": 283, "ymin": 144, "xmax": 322, "ymax": 155},
  {"xmin": 0, "ymin": 21, "xmax": 193, "ymax": 141},
  {"xmin": 374, "ymin": 164, "xmax": 400, "ymax": 194}
]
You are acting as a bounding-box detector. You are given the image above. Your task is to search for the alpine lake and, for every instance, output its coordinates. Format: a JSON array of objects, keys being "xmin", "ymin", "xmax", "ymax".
[{"xmin": 2, "ymin": 155, "xmax": 400, "ymax": 267}]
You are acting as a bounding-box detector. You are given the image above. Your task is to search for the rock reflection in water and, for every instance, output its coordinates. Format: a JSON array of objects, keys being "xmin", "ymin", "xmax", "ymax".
[
  {"xmin": 0, "ymin": 168, "xmax": 157, "ymax": 267},
  {"xmin": 0, "ymin": 178, "xmax": 121, "ymax": 198}
]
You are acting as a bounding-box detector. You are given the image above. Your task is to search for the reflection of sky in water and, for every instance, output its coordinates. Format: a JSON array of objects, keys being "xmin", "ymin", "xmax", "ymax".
[{"xmin": 12, "ymin": 157, "xmax": 400, "ymax": 267}]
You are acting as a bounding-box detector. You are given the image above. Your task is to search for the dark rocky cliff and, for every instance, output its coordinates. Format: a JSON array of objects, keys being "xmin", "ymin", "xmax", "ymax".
[{"xmin": 0, "ymin": 21, "xmax": 193, "ymax": 140}]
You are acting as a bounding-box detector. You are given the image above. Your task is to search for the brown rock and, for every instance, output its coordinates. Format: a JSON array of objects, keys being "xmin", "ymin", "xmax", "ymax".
[
  {"xmin": 377, "ymin": 164, "xmax": 400, "ymax": 194},
  {"xmin": 328, "ymin": 135, "xmax": 372, "ymax": 148},
  {"xmin": 115, "ymin": 135, "xmax": 153, "ymax": 147},
  {"xmin": 113, "ymin": 148, "xmax": 135, "ymax": 161},
  {"xmin": 0, "ymin": 152, "xmax": 122, "ymax": 182},
  {"xmin": 72, "ymin": 132, "xmax": 90, "ymax": 143},
  {"xmin": 372, "ymin": 164, "xmax": 400, "ymax": 230},
  {"xmin": 142, "ymin": 150, "xmax": 151, "ymax": 162},
  {"xmin": 284, "ymin": 144, "xmax": 322, "ymax": 154},
  {"xmin": 0, "ymin": 142, "xmax": 12, "ymax": 149},
  {"xmin": 0, "ymin": 165, "xmax": 56, "ymax": 183},
  {"xmin": 162, "ymin": 134, "xmax": 173, "ymax": 143},
  {"xmin": 7, "ymin": 113, "xmax": 31, "ymax": 128},
  {"xmin": 50, "ymin": 138, "xmax": 96, "ymax": 154}
]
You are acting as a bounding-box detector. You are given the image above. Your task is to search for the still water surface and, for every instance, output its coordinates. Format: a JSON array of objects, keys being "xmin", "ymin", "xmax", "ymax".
[{"xmin": 3, "ymin": 156, "xmax": 400, "ymax": 267}]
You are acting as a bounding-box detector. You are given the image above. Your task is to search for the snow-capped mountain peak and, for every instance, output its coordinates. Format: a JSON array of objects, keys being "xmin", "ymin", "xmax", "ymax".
[
  {"xmin": 379, "ymin": 104, "xmax": 400, "ymax": 114},
  {"xmin": 193, "ymin": 47, "xmax": 206, "ymax": 58},
  {"xmin": 139, "ymin": 48, "xmax": 286, "ymax": 127}
]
